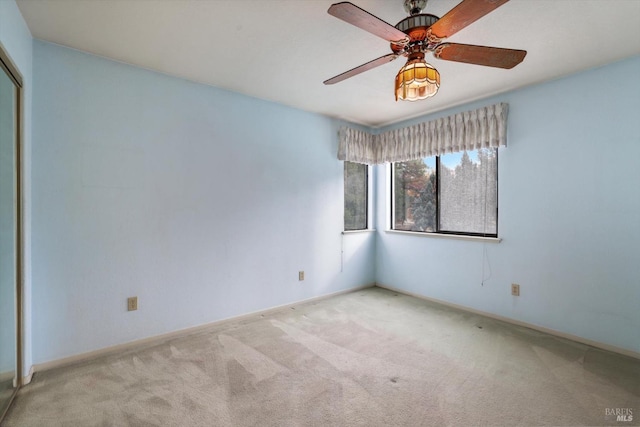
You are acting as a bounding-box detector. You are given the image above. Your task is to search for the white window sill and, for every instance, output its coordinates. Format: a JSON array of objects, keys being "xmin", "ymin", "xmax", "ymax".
[
  {"xmin": 384, "ymin": 229, "xmax": 501, "ymax": 243},
  {"xmin": 342, "ymin": 229, "xmax": 376, "ymax": 235}
]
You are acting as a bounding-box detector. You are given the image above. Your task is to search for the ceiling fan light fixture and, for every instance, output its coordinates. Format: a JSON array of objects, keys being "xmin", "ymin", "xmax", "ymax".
[
  {"xmin": 395, "ymin": 56, "xmax": 440, "ymax": 101},
  {"xmin": 324, "ymin": 1, "xmax": 526, "ymax": 99}
]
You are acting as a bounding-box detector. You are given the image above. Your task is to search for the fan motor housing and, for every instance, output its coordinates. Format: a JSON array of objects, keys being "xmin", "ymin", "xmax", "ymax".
[{"xmin": 391, "ymin": 14, "xmax": 440, "ymax": 54}]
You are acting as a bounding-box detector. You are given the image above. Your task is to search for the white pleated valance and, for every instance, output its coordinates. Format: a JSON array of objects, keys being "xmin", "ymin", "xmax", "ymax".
[{"xmin": 338, "ymin": 102, "xmax": 509, "ymax": 165}]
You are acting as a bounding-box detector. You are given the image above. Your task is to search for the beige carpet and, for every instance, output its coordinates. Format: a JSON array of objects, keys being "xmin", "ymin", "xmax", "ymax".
[{"xmin": 4, "ymin": 287, "xmax": 639, "ymax": 426}]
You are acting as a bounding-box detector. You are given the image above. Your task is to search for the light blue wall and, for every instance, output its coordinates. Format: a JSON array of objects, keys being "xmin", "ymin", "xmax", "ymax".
[
  {"xmin": 31, "ymin": 41, "xmax": 375, "ymax": 363},
  {"xmin": 0, "ymin": 0, "xmax": 33, "ymax": 377},
  {"xmin": 375, "ymin": 56, "xmax": 640, "ymax": 353}
]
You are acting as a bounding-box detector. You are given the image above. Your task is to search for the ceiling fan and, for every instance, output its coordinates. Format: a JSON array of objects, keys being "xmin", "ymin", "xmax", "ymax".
[{"xmin": 323, "ymin": 0, "xmax": 527, "ymax": 101}]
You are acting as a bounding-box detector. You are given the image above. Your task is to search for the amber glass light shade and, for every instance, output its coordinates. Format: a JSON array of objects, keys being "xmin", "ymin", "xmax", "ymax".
[{"xmin": 395, "ymin": 58, "xmax": 440, "ymax": 101}]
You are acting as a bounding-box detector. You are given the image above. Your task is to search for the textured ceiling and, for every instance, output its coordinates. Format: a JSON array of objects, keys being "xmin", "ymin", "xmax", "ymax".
[{"xmin": 16, "ymin": 0, "xmax": 640, "ymax": 127}]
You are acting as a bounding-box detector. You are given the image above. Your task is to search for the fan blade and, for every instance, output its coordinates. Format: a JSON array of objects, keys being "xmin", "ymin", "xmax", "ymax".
[
  {"xmin": 429, "ymin": 0, "xmax": 510, "ymax": 40},
  {"xmin": 324, "ymin": 53, "xmax": 399, "ymax": 85},
  {"xmin": 434, "ymin": 43, "xmax": 526, "ymax": 69},
  {"xmin": 328, "ymin": 2, "xmax": 409, "ymax": 45}
]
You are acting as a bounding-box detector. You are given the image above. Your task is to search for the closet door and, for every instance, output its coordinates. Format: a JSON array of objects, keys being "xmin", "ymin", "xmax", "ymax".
[{"xmin": 0, "ymin": 52, "xmax": 20, "ymax": 420}]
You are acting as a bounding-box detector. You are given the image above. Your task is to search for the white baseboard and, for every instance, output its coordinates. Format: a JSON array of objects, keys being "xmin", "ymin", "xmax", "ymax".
[
  {"xmin": 22, "ymin": 365, "xmax": 34, "ymax": 385},
  {"xmin": 33, "ymin": 284, "xmax": 376, "ymax": 374},
  {"xmin": 0, "ymin": 370, "xmax": 13, "ymax": 382},
  {"xmin": 0, "ymin": 365, "xmax": 32, "ymax": 387},
  {"xmin": 376, "ymin": 283, "xmax": 640, "ymax": 360}
]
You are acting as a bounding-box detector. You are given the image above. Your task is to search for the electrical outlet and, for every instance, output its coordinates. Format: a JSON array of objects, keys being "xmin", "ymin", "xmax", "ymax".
[
  {"xmin": 127, "ymin": 296, "xmax": 138, "ymax": 311},
  {"xmin": 299, "ymin": 271, "xmax": 304, "ymax": 281},
  {"xmin": 511, "ymin": 284, "xmax": 520, "ymax": 296}
]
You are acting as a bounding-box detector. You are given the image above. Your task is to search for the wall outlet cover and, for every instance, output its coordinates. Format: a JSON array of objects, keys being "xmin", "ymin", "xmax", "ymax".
[
  {"xmin": 511, "ymin": 284, "xmax": 520, "ymax": 296},
  {"xmin": 127, "ymin": 296, "xmax": 138, "ymax": 311}
]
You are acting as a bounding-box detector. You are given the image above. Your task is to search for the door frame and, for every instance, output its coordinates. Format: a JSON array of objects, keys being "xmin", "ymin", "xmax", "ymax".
[{"xmin": 0, "ymin": 42, "xmax": 24, "ymax": 422}]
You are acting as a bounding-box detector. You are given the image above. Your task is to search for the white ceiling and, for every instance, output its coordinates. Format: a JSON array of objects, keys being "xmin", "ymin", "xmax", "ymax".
[{"xmin": 16, "ymin": 0, "xmax": 640, "ymax": 127}]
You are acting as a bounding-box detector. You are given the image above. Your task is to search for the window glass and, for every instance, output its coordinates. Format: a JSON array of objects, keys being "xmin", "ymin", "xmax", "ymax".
[
  {"xmin": 344, "ymin": 161, "xmax": 367, "ymax": 230},
  {"xmin": 393, "ymin": 159, "xmax": 436, "ymax": 232},
  {"xmin": 439, "ymin": 149, "xmax": 497, "ymax": 234}
]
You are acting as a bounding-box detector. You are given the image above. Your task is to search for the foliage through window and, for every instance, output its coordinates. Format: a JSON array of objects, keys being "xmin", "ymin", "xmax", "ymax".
[
  {"xmin": 344, "ymin": 161, "xmax": 368, "ymax": 231},
  {"xmin": 392, "ymin": 149, "xmax": 497, "ymax": 236}
]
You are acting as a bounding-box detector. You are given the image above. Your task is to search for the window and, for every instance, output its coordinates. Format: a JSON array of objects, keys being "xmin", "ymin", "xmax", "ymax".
[
  {"xmin": 392, "ymin": 148, "xmax": 498, "ymax": 237},
  {"xmin": 344, "ymin": 161, "xmax": 368, "ymax": 230}
]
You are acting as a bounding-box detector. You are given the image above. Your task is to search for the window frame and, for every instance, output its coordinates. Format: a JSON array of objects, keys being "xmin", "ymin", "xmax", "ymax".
[
  {"xmin": 390, "ymin": 150, "xmax": 499, "ymax": 238},
  {"xmin": 343, "ymin": 161, "xmax": 370, "ymax": 232}
]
